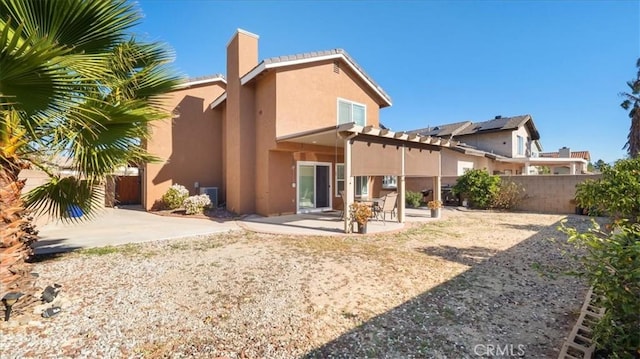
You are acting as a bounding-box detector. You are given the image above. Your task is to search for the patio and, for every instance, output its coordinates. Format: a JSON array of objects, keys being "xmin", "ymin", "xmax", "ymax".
[{"xmin": 238, "ymin": 207, "xmax": 444, "ymax": 236}]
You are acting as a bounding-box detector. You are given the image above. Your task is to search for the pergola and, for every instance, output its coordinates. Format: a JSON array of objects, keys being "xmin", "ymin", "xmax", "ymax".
[{"xmin": 277, "ymin": 123, "xmax": 458, "ymax": 233}]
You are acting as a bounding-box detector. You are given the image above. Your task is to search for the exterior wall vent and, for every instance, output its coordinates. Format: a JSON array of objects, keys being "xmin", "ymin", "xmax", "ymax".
[{"xmin": 199, "ymin": 187, "xmax": 219, "ymax": 207}]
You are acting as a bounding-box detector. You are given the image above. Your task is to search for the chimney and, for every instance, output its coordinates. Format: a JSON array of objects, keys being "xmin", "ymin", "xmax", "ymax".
[
  {"xmin": 224, "ymin": 29, "xmax": 259, "ymax": 214},
  {"xmin": 559, "ymin": 146, "xmax": 571, "ymax": 158},
  {"xmin": 227, "ymin": 29, "xmax": 259, "ymax": 82}
]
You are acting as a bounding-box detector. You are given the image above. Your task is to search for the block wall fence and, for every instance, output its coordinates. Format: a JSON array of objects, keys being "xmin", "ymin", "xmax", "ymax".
[{"xmin": 406, "ymin": 174, "xmax": 602, "ymax": 214}]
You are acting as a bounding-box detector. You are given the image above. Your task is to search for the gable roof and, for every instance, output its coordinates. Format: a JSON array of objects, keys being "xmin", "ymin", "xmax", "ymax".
[
  {"xmin": 540, "ymin": 150, "xmax": 591, "ymax": 161},
  {"xmin": 175, "ymin": 74, "xmax": 226, "ymax": 90},
  {"xmin": 240, "ymin": 49, "xmax": 392, "ymax": 107},
  {"xmin": 410, "ymin": 115, "xmax": 540, "ymax": 140},
  {"xmin": 409, "ymin": 121, "xmax": 473, "ymax": 137}
]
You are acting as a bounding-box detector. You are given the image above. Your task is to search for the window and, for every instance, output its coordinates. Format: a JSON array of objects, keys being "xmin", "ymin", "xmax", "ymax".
[
  {"xmin": 338, "ymin": 99, "xmax": 366, "ymax": 126},
  {"xmin": 457, "ymin": 161, "xmax": 474, "ymax": 176},
  {"xmin": 336, "ymin": 164, "xmax": 345, "ymax": 197},
  {"xmin": 517, "ymin": 135, "xmax": 524, "ymax": 156},
  {"xmin": 382, "ymin": 176, "xmax": 397, "ymax": 189},
  {"xmin": 355, "ymin": 176, "xmax": 369, "ymax": 197},
  {"xmin": 335, "ymin": 163, "xmax": 368, "ymax": 197}
]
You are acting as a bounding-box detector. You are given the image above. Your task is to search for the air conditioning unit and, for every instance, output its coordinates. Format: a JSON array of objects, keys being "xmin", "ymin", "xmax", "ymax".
[{"xmin": 199, "ymin": 187, "xmax": 218, "ymax": 208}]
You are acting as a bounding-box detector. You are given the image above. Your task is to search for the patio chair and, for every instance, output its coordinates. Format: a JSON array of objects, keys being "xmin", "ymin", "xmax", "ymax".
[{"xmin": 377, "ymin": 192, "xmax": 398, "ymax": 225}]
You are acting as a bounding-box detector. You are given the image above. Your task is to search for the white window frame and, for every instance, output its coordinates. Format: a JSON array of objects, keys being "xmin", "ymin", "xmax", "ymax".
[
  {"xmin": 337, "ymin": 98, "xmax": 366, "ymax": 126},
  {"xmin": 355, "ymin": 176, "xmax": 369, "ymax": 198},
  {"xmin": 336, "ymin": 163, "xmax": 368, "ymax": 197},
  {"xmin": 297, "ymin": 161, "xmax": 333, "ymax": 213},
  {"xmin": 335, "ymin": 163, "xmax": 345, "ymax": 197},
  {"xmin": 382, "ymin": 176, "xmax": 397, "ymax": 189},
  {"xmin": 517, "ymin": 135, "xmax": 524, "ymax": 156}
]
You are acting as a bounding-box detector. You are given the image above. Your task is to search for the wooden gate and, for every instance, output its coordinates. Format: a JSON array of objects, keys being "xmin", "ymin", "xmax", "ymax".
[{"xmin": 115, "ymin": 176, "xmax": 141, "ymax": 205}]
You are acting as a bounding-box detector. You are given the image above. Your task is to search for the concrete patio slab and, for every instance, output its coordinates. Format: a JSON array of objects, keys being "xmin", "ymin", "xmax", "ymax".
[
  {"xmin": 236, "ymin": 208, "xmax": 446, "ymax": 236},
  {"xmin": 33, "ymin": 207, "xmax": 240, "ymax": 254},
  {"xmin": 32, "ymin": 206, "xmax": 451, "ymax": 254}
]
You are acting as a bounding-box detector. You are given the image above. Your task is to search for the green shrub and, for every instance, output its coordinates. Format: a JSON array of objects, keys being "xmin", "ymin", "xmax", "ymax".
[
  {"xmin": 492, "ymin": 180, "xmax": 525, "ymax": 210},
  {"xmin": 161, "ymin": 184, "xmax": 189, "ymax": 210},
  {"xmin": 405, "ymin": 190, "xmax": 422, "ymax": 208},
  {"xmin": 452, "ymin": 169, "xmax": 500, "ymax": 209},
  {"xmin": 561, "ymin": 158, "xmax": 640, "ymax": 357},
  {"xmin": 575, "ymin": 158, "xmax": 640, "ymax": 224},
  {"xmin": 560, "ymin": 222, "xmax": 640, "ymax": 357}
]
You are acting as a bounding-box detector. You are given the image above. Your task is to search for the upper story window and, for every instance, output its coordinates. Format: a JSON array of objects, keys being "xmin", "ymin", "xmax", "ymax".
[
  {"xmin": 517, "ymin": 135, "xmax": 524, "ymax": 156},
  {"xmin": 338, "ymin": 98, "xmax": 366, "ymax": 126}
]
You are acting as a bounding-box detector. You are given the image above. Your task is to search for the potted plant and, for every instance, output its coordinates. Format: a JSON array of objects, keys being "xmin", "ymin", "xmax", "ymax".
[
  {"xmin": 350, "ymin": 202, "xmax": 372, "ymax": 234},
  {"xmin": 427, "ymin": 200, "xmax": 442, "ymax": 218}
]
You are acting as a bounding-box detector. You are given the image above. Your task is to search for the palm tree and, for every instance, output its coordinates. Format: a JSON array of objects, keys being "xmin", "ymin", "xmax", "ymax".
[
  {"xmin": 621, "ymin": 58, "xmax": 640, "ymax": 158},
  {"xmin": 1, "ymin": 0, "xmax": 181, "ymax": 302}
]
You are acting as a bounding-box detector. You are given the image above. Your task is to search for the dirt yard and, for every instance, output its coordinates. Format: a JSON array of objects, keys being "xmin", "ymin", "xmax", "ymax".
[{"xmin": 1, "ymin": 210, "xmax": 591, "ymax": 358}]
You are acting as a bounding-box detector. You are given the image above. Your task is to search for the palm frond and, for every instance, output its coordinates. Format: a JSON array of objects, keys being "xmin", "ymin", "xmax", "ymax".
[
  {"xmin": 23, "ymin": 176, "xmax": 105, "ymax": 222},
  {"xmin": 0, "ymin": 0, "xmax": 140, "ymax": 54}
]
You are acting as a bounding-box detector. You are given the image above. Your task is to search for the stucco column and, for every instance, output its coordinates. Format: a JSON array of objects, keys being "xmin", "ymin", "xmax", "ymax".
[
  {"xmin": 397, "ymin": 146, "xmax": 405, "ymax": 223},
  {"xmin": 524, "ymin": 162, "xmax": 531, "ymax": 176},
  {"xmin": 570, "ymin": 163, "xmax": 576, "ymax": 175},
  {"xmin": 344, "ymin": 138, "xmax": 354, "ymax": 233},
  {"xmin": 432, "ymin": 175, "xmax": 441, "ymax": 210},
  {"xmin": 398, "ymin": 175, "xmax": 405, "ymax": 223}
]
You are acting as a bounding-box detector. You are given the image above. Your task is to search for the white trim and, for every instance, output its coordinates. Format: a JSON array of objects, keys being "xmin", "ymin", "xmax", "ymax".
[
  {"xmin": 240, "ymin": 53, "xmax": 392, "ymax": 106},
  {"xmin": 209, "ymin": 93, "xmax": 227, "ymax": 109},
  {"xmin": 176, "ymin": 77, "xmax": 226, "ymax": 90},
  {"xmin": 337, "ymin": 97, "xmax": 367, "ymax": 127},
  {"xmin": 226, "ymin": 28, "xmax": 260, "ymax": 47},
  {"xmin": 296, "ymin": 161, "xmax": 333, "ymax": 214},
  {"xmin": 335, "ymin": 163, "xmax": 345, "ymax": 197},
  {"xmin": 354, "ymin": 175, "xmax": 369, "ymax": 198}
]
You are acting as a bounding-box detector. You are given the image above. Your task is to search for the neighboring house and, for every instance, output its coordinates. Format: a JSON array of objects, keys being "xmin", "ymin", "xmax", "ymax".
[
  {"xmin": 540, "ymin": 147, "xmax": 591, "ymax": 174},
  {"xmin": 144, "ymin": 29, "xmax": 455, "ymax": 221},
  {"xmin": 409, "ymin": 115, "xmax": 586, "ymax": 176}
]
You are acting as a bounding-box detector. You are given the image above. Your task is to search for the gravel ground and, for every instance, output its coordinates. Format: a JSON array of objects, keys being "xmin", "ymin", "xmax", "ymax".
[{"xmin": 1, "ymin": 211, "xmax": 591, "ymax": 358}]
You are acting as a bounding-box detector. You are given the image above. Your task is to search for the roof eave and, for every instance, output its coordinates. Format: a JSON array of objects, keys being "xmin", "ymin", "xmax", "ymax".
[
  {"xmin": 240, "ymin": 53, "xmax": 392, "ymax": 107},
  {"xmin": 209, "ymin": 93, "xmax": 227, "ymax": 109},
  {"xmin": 175, "ymin": 76, "xmax": 226, "ymax": 90}
]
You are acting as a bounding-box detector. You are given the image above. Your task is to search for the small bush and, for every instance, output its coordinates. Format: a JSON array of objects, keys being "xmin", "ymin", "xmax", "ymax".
[
  {"xmin": 492, "ymin": 180, "xmax": 525, "ymax": 210},
  {"xmin": 405, "ymin": 190, "xmax": 422, "ymax": 208},
  {"xmin": 452, "ymin": 169, "xmax": 500, "ymax": 209},
  {"xmin": 161, "ymin": 184, "xmax": 189, "ymax": 209},
  {"xmin": 183, "ymin": 194, "xmax": 211, "ymax": 215},
  {"xmin": 575, "ymin": 157, "xmax": 640, "ymax": 224},
  {"xmin": 560, "ymin": 222, "xmax": 640, "ymax": 356}
]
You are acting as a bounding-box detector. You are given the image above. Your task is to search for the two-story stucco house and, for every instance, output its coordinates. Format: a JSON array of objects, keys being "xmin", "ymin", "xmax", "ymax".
[
  {"xmin": 143, "ymin": 29, "xmax": 455, "ymax": 226},
  {"xmin": 409, "ymin": 115, "xmax": 587, "ymax": 176}
]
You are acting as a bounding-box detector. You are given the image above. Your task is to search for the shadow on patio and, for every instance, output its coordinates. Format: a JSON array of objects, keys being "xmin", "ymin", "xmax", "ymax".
[{"xmin": 303, "ymin": 217, "xmax": 588, "ymax": 358}]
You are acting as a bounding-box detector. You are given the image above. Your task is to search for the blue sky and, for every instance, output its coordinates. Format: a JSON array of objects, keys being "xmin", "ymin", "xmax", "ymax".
[{"xmin": 135, "ymin": 0, "xmax": 639, "ymax": 163}]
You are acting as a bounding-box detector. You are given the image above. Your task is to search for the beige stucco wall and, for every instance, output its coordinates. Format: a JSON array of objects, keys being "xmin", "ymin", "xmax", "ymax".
[
  {"xmin": 454, "ymin": 125, "xmax": 536, "ymax": 159},
  {"xmin": 255, "ymin": 72, "xmax": 278, "ymax": 215},
  {"xmin": 224, "ymin": 32, "xmax": 258, "ymax": 215},
  {"xmin": 456, "ymin": 131, "xmax": 513, "ymax": 157},
  {"xmin": 249, "ymin": 58, "xmax": 385, "ymax": 216},
  {"xmin": 274, "ymin": 61, "xmax": 381, "ymax": 138},
  {"xmin": 441, "ymin": 149, "xmax": 494, "ymax": 176},
  {"xmin": 505, "ymin": 174, "xmax": 601, "ymax": 214},
  {"xmin": 143, "ymin": 81, "xmax": 226, "ymax": 210},
  {"xmin": 408, "ymin": 174, "xmax": 601, "ymax": 214}
]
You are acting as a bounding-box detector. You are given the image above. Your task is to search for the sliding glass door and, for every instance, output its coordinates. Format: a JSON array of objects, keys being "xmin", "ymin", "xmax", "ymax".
[{"xmin": 297, "ymin": 161, "xmax": 332, "ymax": 213}]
